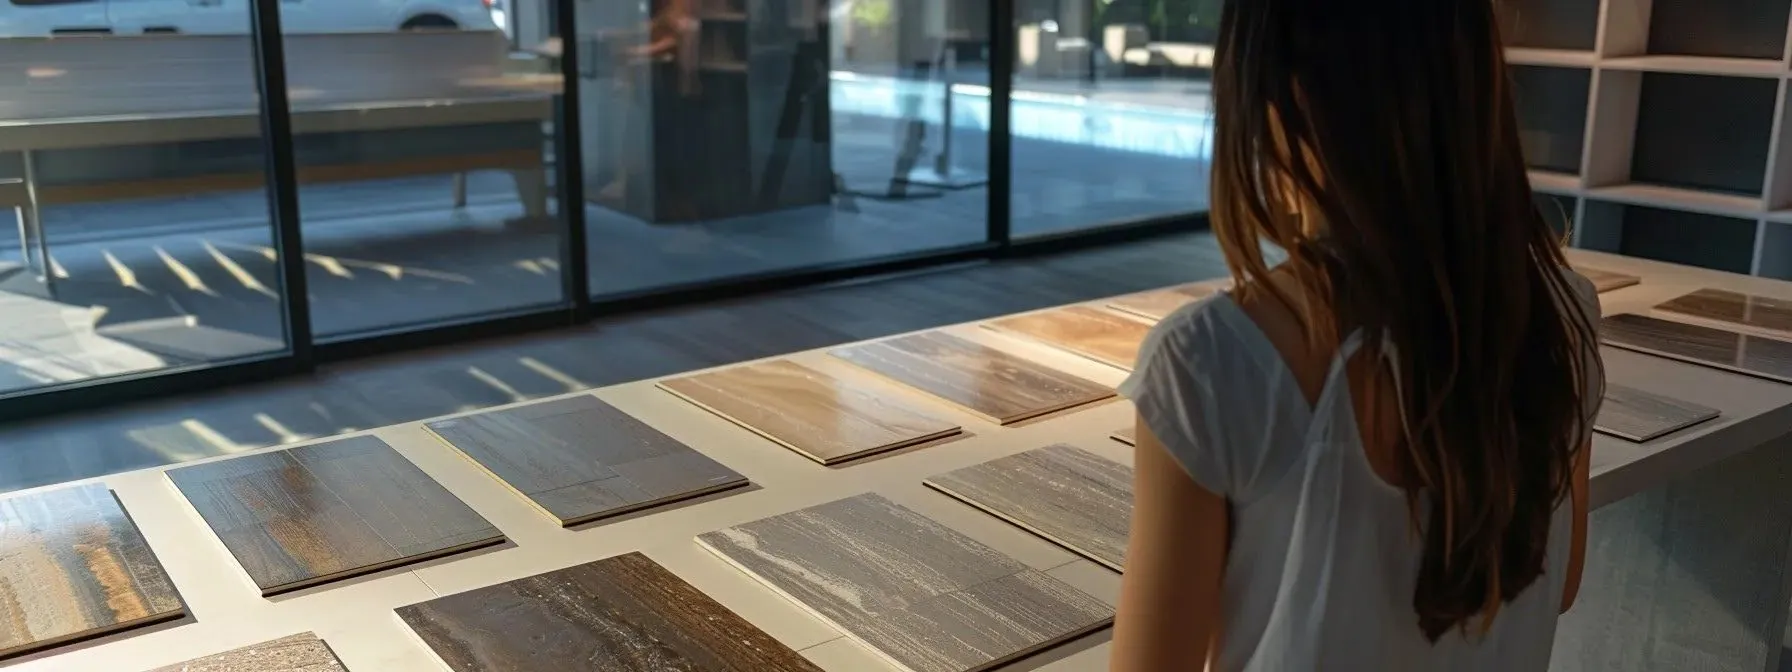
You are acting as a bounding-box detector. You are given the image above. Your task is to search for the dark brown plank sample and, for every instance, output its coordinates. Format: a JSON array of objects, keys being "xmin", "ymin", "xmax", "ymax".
[
  {"xmin": 168, "ymin": 436, "xmax": 502, "ymax": 596},
  {"xmin": 925, "ymin": 444, "xmax": 1133, "ymax": 571},
  {"xmin": 658, "ymin": 359, "xmax": 963, "ymax": 465},
  {"xmin": 397, "ymin": 552, "xmax": 820, "ymax": 672},
  {"xmin": 1105, "ymin": 282, "xmax": 1224, "ymax": 322},
  {"xmin": 698, "ymin": 493, "xmax": 1113, "ymax": 672},
  {"xmin": 830, "ymin": 331, "xmax": 1114, "ymax": 424},
  {"xmin": 1111, "ymin": 426, "xmax": 1136, "ymax": 446},
  {"xmin": 1600, "ymin": 313, "xmax": 1792, "ymax": 384},
  {"xmin": 144, "ymin": 633, "xmax": 346, "ymax": 672},
  {"xmin": 1577, "ymin": 266, "xmax": 1641, "ymax": 293},
  {"xmin": 0, "ymin": 483, "xmax": 184, "ymax": 659},
  {"xmin": 986, "ymin": 306, "xmax": 1151, "ymax": 371},
  {"xmin": 425, "ymin": 395, "xmax": 747, "ymax": 526},
  {"xmin": 1596, "ymin": 384, "xmax": 1721, "ymax": 442},
  {"xmin": 1654, "ymin": 288, "xmax": 1792, "ymax": 340}
]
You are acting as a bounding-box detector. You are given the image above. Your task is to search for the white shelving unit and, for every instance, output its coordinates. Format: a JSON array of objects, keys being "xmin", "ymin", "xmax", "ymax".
[{"xmin": 1504, "ymin": 0, "xmax": 1792, "ymax": 279}]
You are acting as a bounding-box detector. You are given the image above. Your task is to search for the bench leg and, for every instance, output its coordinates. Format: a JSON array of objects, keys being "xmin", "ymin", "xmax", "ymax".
[
  {"xmin": 509, "ymin": 168, "xmax": 549, "ymax": 219},
  {"xmin": 452, "ymin": 172, "xmax": 468, "ymax": 209}
]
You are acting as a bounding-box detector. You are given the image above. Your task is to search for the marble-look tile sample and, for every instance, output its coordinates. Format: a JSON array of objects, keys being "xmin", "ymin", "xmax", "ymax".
[
  {"xmin": 1576, "ymin": 266, "xmax": 1641, "ymax": 293},
  {"xmin": 985, "ymin": 306, "xmax": 1151, "ymax": 371},
  {"xmin": 925, "ymin": 444, "xmax": 1133, "ymax": 571},
  {"xmin": 144, "ymin": 633, "xmax": 345, "ymax": 672},
  {"xmin": 169, "ymin": 436, "xmax": 503, "ymax": 595},
  {"xmin": 1653, "ymin": 288, "xmax": 1792, "ymax": 340},
  {"xmin": 1597, "ymin": 384, "xmax": 1721, "ymax": 442},
  {"xmin": 0, "ymin": 483, "xmax": 185, "ymax": 659},
  {"xmin": 697, "ymin": 493, "xmax": 1113, "ymax": 672},
  {"xmin": 830, "ymin": 331, "xmax": 1113, "ymax": 424},
  {"xmin": 397, "ymin": 552, "xmax": 821, "ymax": 671},
  {"xmin": 1600, "ymin": 313, "xmax": 1792, "ymax": 384},
  {"xmin": 426, "ymin": 396, "xmax": 747, "ymax": 526},
  {"xmin": 658, "ymin": 359, "xmax": 963, "ymax": 465},
  {"xmin": 1105, "ymin": 283, "xmax": 1223, "ymax": 322},
  {"xmin": 1111, "ymin": 426, "xmax": 1136, "ymax": 446}
]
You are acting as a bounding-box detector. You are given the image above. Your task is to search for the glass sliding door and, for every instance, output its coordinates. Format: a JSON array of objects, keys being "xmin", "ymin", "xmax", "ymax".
[
  {"xmin": 1009, "ymin": 0, "xmax": 1214, "ymax": 237},
  {"xmin": 573, "ymin": 0, "xmax": 989, "ymax": 299},
  {"xmin": 273, "ymin": 4, "xmax": 571, "ymax": 341},
  {"xmin": 0, "ymin": 0, "xmax": 293, "ymax": 398}
]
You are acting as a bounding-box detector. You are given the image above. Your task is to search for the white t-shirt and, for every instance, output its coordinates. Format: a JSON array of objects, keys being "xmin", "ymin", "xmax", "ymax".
[{"xmin": 1118, "ymin": 271, "xmax": 1603, "ymax": 671}]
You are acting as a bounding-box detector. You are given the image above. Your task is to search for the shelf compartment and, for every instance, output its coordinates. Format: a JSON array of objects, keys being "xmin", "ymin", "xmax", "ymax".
[
  {"xmin": 1497, "ymin": 0, "xmax": 1601, "ymax": 51},
  {"xmin": 1512, "ymin": 66, "xmax": 1591, "ymax": 174},
  {"xmin": 1506, "ymin": 48, "xmax": 1597, "ymax": 67},
  {"xmin": 1628, "ymin": 72, "xmax": 1778, "ymax": 197},
  {"xmin": 1645, "ymin": 0, "xmax": 1792, "ymax": 61},
  {"xmin": 1534, "ymin": 193, "xmax": 1578, "ymax": 237},
  {"xmin": 1577, "ymin": 200, "xmax": 1759, "ymax": 274},
  {"xmin": 1598, "ymin": 55, "xmax": 1786, "ymax": 78},
  {"xmin": 1529, "ymin": 170, "xmax": 1581, "ymax": 195},
  {"xmin": 1756, "ymin": 222, "xmax": 1792, "ymax": 278},
  {"xmin": 1587, "ymin": 183, "xmax": 1764, "ymax": 217}
]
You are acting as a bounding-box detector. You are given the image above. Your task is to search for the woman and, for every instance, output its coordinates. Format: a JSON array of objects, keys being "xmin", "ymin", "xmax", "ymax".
[{"xmin": 1109, "ymin": 1, "xmax": 1603, "ymax": 670}]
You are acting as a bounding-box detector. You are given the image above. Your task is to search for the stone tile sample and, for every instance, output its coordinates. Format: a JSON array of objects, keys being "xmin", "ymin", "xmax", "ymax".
[
  {"xmin": 925, "ymin": 444, "xmax": 1132, "ymax": 571},
  {"xmin": 1105, "ymin": 283, "xmax": 1223, "ymax": 322},
  {"xmin": 144, "ymin": 633, "xmax": 346, "ymax": 672},
  {"xmin": 0, "ymin": 483, "xmax": 185, "ymax": 659},
  {"xmin": 658, "ymin": 360, "xmax": 963, "ymax": 465},
  {"xmin": 1576, "ymin": 266, "xmax": 1641, "ymax": 294},
  {"xmin": 397, "ymin": 552, "xmax": 821, "ymax": 672},
  {"xmin": 986, "ymin": 306, "xmax": 1151, "ymax": 371},
  {"xmin": 697, "ymin": 493, "xmax": 1113, "ymax": 672},
  {"xmin": 1600, "ymin": 313, "xmax": 1792, "ymax": 384},
  {"xmin": 168, "ymin": 436, "xmax": 502, "ymax": 595},
  {"xmin": 830, "ymin": 331, "xmax": 1113, "ymax": 425},
  {"xmin": 426, "ymin": 396, "xmax": 747, "ymax": 526},
  {"xmin": 1654, "ymin": 288, "xmax": 1792, "ymax": 340},
  {"xmin": 1597, "ymin": 384, "xmax": 1721, "ymax": 442}
]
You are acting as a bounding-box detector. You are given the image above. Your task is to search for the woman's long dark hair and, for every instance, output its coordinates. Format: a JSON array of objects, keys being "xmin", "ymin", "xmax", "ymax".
[{"xmin": 1208, "ymin": 0, "xmax": 1600, "ymax": 641}]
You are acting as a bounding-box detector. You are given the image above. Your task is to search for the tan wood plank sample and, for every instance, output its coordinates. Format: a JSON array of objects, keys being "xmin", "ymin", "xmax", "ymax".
[
  {"xmin": 1597, "ymin": 384, "xmax": 1721, "ymax": 442},
  {"xmin": 1105, "ymin": 283, "xmax": 1224, "ymax": 322},
  {"xmin": 1654, "ymin": 288, "xmax": 1792, "ymax": 340},
  {"xmin": 1577, "ymin": 266, "xmax": 1641, "ymax": 293},
  {"xmin": 144, "ymin": 633, "xmax": 345, "ymax": 672},
  {"xmin": 0, "ymin": 483, "xmax": 185, "ymax": 659},
  {"xmin": 925, "ymin": 444, "xmax": 1133, "ymax": 571},
  {"xmin": 658, "ymin": 360, "xmax": 963, "ymax": 465},
  {"xmin": 986, "ymin": 306, "xmax": 1152, "ymax": 370},
  {"xmin": 1600, "ymin": 313, "xmax": 1792, "ymax": 384},
  {"xmin": 425, "ymin": 396, "xmax": 748, "ymax": 526},
  {"xmin": 830, "ymin": 331, "xmax": 1114, "ymax": 424},
  {"xmin": 168, "ymin": 436, "xmax": 503, "ymax": 596},
  {"xmin": 697, "ymin": 493, "xmax": 1113, "ymax": 672},
  {"xmin": 1111, "ymin": 426, "xmax": 1137, "ymax": 446},
  {"xmin": 397, "ymin": 552, "xmax": 821, "ymax": 672}
]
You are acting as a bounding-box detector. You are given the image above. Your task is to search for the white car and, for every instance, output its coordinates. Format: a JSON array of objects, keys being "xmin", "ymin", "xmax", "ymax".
[{"xmin": 0, "ymin": 0, "xmax": 500, "ymax": 36}]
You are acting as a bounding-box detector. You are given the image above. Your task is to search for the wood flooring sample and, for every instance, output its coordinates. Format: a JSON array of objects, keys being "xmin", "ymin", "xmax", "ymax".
[
  {"xmin": 0, "ymin": 483, "xmax": 184, "ymax": 659},
  {"xmin": 658, "ymin": 360, "xmax": 963, "ymax": 465},
  {"xmin": 168, "ymin": 436, "xmax": 502, "ymax": 596},
  {"xmin": 1106, "ymin": 283, "xmax": 1223, "ymax": 322},
  {"xmin": 986, "ymin": 306, "xmax": 1151, "ymax": 371},
  {"xmin": 426, "ymin": 396, "xmax": 747, "ymax": 526},
  {"xmin": 1597, "ymin": 384, "xmax": 1721, "ymax": 442},
  {"xmin": 397, "ymin": 551, "xmax": 820, "ymax": 672},
  {"xmin": 698, "ymin": 493, "xmax": 1113, "ymax": 672},
  {"xmin": 831, "ymin": 331, "xmax": 1114, "ymax": 424},
  {"xmin": 144, "ymin": 633, "xmax": 345, "ymax": 672},
  {"xmin": 1576, "ymin": 266, "xmax": 1641, "ymax": 293},
  {"xmin": 1111, "ymin": 426, "xmax": 1136, "ymax": 446},
  {"xmin": 925, "ymin": 444, "xmax": 1132, "ymax": 571},
  {"xmin": 1600, "ymin": 313, "xmax": 1792, "ymax": 384},
  {"xmin": 1654, "ymin": 288, "xmax": 1792, "ymax": 340}
]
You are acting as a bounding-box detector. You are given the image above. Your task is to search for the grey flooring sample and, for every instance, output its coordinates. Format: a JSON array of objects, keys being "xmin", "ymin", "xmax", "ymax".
[
  {"xmin": 1600, "ymin": 313, "xmax": 1792, "ymax": 384},
  {"xmin": 697, "ymin": 493, "xmax": 1113, "ymax": 672},
  {"xmin": 925, "ymin": 444, "xmax": 1132, "ymax": 571},
  {"xmin": 426, "ymin": 395, "xmax": 748, "ymax": 526},
  {"xmin": 1596, "ymin": 384, "xmax": 1721, "ymax": 442}
]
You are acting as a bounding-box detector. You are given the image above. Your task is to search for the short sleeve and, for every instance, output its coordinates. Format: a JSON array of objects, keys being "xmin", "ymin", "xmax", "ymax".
[{"xmin": 1118, "ymin": 306, "xmax": 1233, "ymax": 497}]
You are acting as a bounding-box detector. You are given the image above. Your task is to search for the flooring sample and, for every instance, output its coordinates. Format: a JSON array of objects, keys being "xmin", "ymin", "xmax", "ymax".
[
  {"xmin": 830, "ymin": 331, "xmax": 1114, "ymax": 424},
  {"xmin": 1600, "ymin": 313, "xmax": 1792, "ymax": 385},
  {"xmin": 425, "ymin": 395, "xmax": 747, "ymax": 526},
  {"xmin": 1596, "ymin": 384, "xmax": 1721, "ymax": 442},
  {"xmin": 1577, "ymin": 266, "xmax": 1641, "ymax": 293},
  {"xmin": 924, "ymin": 444, "xmax": 1133, "ymax": 571},
  {"xmin": 168, "ymin": 436, "xmax": 502, "ymax": 596},
  {"xmin": 697, "ymin": 493, "xmax": 1113, "ymax": 672},
  {"xmin": 1111, "ymin": 426, "xmax": 1136, "ymax": 446},
  {"xmin": 1654, "ymin": 288, "xmax": 1792, "ymax": 340},
  {"xmin": 144, "ymin": 633, "xmax": 345, "ymax": 672},
  {"xmin": 0, "ymin": 483, "xmax": 184, "ymax": 659},
  {"xmin": 986, "ymin": 305, "xmax": 1151, "ymax": 371},
  {"xmin": 658, "ymin": 359, "xmax": 963, "ymax": 465},
  {"xmin": 397, "ymin": 551, "xmax": 820, "ymax": 672},
  {"xmin": 1105, "ymin": 283, "xmax": 1223, "ymax": 322}
]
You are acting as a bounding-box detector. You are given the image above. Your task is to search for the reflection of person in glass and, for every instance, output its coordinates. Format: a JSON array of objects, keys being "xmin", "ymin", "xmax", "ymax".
[{"xmin": 599, "ymin": 0, "xmax": 698, "ymax": 202}]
